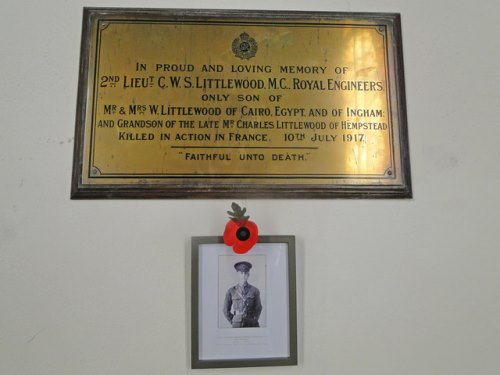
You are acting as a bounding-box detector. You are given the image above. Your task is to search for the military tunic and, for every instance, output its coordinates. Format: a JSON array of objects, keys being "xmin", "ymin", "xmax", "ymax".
[{"xmin": 223, "ymin": 282, "xmax": 262, "ymax": 328}]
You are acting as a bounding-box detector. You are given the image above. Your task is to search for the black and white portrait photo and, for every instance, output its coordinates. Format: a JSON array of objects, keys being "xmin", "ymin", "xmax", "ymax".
[{"xmin": 219, "ymin": 257, "xmax": 266, "ymax": 328}]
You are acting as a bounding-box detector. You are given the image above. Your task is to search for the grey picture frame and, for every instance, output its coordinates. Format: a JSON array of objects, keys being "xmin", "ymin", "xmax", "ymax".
[{"xmin": 191, "ymin": 236, "xmax": 297, "ymax": 369}]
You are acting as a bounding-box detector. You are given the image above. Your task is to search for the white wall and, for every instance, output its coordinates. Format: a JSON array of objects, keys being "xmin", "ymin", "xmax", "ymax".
[{"xmin": 1, "ymin": 1, "xmax": 499, "ymax": 374}]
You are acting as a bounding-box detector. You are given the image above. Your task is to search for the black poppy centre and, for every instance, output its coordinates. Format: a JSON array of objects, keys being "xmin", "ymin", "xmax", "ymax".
[{"xmin": 236, "ymin": 226, "xmax": 251, "ymax": 241}]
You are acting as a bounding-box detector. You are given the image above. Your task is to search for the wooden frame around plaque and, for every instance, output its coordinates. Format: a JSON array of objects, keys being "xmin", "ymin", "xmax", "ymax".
[{"xmin": 72, "ymin": 8, "xmax": 411, "ymax": 198}]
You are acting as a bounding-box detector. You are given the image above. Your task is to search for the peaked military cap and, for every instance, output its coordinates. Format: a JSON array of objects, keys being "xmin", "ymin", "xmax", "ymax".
[{"xmin": 234, "ymin": 261, "xmax": 252, "ymax": 272}]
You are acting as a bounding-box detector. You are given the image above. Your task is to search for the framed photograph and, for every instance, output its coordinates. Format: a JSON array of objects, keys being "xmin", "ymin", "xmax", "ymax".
[{"xmin": 191, "ymin": 236, "xmax": 297, "ymax": 368}]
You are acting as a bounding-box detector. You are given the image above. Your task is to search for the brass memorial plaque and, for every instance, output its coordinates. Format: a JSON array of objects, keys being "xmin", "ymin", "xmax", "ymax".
[{"xmin": 72, "ymin": 8, "xmax": 411, "ymax": 198}]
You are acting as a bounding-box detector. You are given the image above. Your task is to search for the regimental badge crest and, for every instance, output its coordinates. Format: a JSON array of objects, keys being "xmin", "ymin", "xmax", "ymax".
[{"xmin": 232, "ymin": 32, "xmax": 258, "ymax": 60}]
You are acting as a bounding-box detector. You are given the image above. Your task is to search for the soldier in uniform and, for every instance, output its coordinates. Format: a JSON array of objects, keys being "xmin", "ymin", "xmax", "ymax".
[{"xmin": 222, "ymin": 261, "xmax": 262, "ymax": 328}]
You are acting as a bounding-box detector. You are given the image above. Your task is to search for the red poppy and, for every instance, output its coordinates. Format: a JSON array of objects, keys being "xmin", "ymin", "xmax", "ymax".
[
  {"xmin": 223, "ymin": 202, "xmax": 259, "ymax": 254},
  {"xmin": 224, "ymin": 219, "xmax": 259, "ymax": 254}
]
